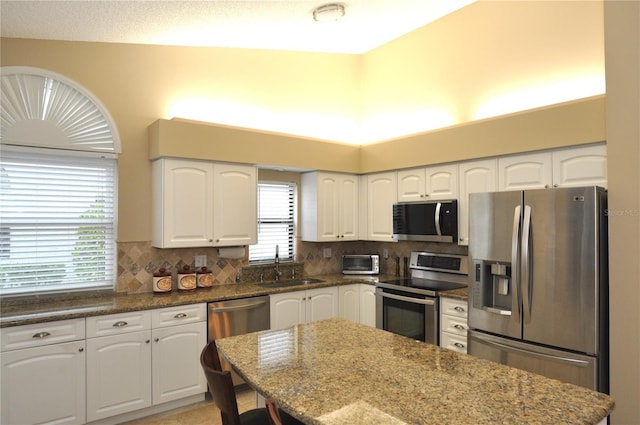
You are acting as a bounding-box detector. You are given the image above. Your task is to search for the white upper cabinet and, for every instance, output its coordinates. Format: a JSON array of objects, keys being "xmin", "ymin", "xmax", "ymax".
[
  {"xmin": 152, "ymin": 158, "xmax": 256, "ymax": 248},
  {"xmin": 498, "ymin": 152, "xmax": 552, "ymax": 191},
  {"xmin": 211, "ymin": 163, "xmax": 258, "ymax": 246},
  {"xmin": 397, "ymin": 164, "xmax": 458, "ymax": 202},
  {"xmin": 360, "ymin": 172, "xmax": 397, "ymax": 241},
  {"xmin": 552, "ymin": 144, "xmax": 607, "ymax": 189},
  {"xmin": 301, "ymin": 172, "xmax": 358, "ymax": 242},
  {"xmin": 499, "ymin": 144, "xmax": 607, "ymax": 191},
  {"xmin": 458, "ymin": 159, "xmax": 498, "ymax": 245}
]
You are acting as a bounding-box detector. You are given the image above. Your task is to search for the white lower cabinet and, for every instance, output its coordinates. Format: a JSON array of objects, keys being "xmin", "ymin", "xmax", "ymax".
[
  {"xmin": 86, "ymin": 304, "xmax": 206, "ymax": 423},
  {"xmin": 270, "ymin": 287, "xmax": 339, "ymax": 330},
  {"xmin": 0, "ymin": 319, "xmax": 86, "ymax": 425},
  {"xmin": 338, "ymin": 284, "xmax": 360, "ymax": 323},
  {"xmin": 339, "ymin": 284, "xmax": 376, "ymax": 327},
  {"xmin": 86, "ymin": 312, "xmax": 153, "ymax": 422},
  {"xmin": 359, "ymin": 285, "xmax": 377, "ymax": 327},
  {"xmin": 151, "ymin": 313, "xmax": 207, "ymax": 405},
  {"xmin": 2, "ymin": 304, "xmax": 206, "ymax": 425},
  {"xmin": 439, "ymin": 297, "xmax": 468, "ymax": 354}
]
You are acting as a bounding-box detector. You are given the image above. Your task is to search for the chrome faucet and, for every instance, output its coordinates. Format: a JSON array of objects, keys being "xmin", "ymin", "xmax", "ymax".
[{"xmin": 274, "ymin": 245, "xmax": 283, "ymax": 281}]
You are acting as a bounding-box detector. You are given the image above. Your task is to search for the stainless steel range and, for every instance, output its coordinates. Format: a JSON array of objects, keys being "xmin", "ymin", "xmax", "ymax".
[{"xmin": 376, "ymin": 252, "xmax": 468, "ymax": 345}]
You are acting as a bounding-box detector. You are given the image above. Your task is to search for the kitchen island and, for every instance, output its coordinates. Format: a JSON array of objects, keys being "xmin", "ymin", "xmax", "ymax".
[{"xmin": 216, "ymin": 318, "xmax": 614, "ymax": 425}]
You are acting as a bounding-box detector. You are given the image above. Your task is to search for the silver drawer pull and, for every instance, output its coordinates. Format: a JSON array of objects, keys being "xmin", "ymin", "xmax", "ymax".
[
  {"xmin": 453, "ymin": 324, "xmax": 466, "ymax": 330},
  {"xmin": 32, "ymin": 331, "xmax": 51, "ymax": 339},
  {"xmin": 112, "ymin": 321, "xmax": 128, "ymax": 327},
  {"xmin": 173, "ymin": 313, "xmax": 188, "ymax": 319},
  {"xmin": 454, "ymin": 306, "xmax": 466, "ymax": 313},
  {"xmin": 454, "ymin": 342, "xmax": 466, "ymax": 349}
]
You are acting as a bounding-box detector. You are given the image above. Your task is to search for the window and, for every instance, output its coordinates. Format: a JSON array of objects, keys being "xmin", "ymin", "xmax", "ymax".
[
  {"xmin": 0, "ymin": 146, "xmax": 117, "ymax": 295},
  {"xmin": 250, "ymin": 182, "xmax": 295, "ymax": 262},
  {"xmin": 1, "ymin": 66, "xmax": 120, "ymax": 296}
]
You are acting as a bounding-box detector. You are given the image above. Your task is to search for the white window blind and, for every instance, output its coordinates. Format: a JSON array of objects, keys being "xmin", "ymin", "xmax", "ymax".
[
  {"xmin": 250, "ymin": 182, "xmax": 295, "ymax": 262},
  {"xmin": 0, "ymin": 146, "xmax": 117, "ymax": 295}
]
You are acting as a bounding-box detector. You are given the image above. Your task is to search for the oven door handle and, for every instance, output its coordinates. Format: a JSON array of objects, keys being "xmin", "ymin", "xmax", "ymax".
[{"xmin": 376, "ymin": 291, "xmax": 435, "ymax": 305}]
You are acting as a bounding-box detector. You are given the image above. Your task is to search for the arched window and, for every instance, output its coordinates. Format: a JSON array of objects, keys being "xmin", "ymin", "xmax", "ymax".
[{"xmin": 0, "ymin": 66, "xmax": 120, "ymax": 296}]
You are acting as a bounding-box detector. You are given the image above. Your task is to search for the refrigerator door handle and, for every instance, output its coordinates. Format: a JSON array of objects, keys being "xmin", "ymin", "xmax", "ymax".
[
  {"xmin": 435, "ymin": 202, "xmax": 442, "ymax": 236},
  {"xmin": 521, "ymin": 205, "xmax": 532, "ymax": 323},
  {"xmin": 480, "ymin": 338, "xmax": 592, "ymax": 369},
  {"xmin": 511, "ymin": 205, "xmax": 521, "ymax": 323}
]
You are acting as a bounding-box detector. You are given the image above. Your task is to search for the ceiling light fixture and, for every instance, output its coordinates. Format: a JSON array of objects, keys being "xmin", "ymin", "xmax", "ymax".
[{"xmin": 312, "ymin": 3, "xmax": 346, "ymax": 22}]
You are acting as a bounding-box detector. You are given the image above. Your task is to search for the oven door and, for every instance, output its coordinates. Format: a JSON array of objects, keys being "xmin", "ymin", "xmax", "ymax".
[{"xmin": 375, "ymin": 287, "xmax": 438, "ymax": 345}]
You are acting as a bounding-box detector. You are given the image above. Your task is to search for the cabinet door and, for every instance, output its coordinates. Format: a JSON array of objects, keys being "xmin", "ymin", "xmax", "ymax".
[
  {"xmin": 306, "ymin": 287, "xmax": 339, "ymax": 323},
  {"xmin": 339, "ymin": 175, "xmax": 359, "ymax": 241},
  {"xmin": 552, "ymin": 144, "xmax": 607, "ymax": 189},
  {"xmin": 212, "ymin": 163, "xmax": 257, "ymax": 246},
  {"xmin": 498, "ymin": 152, "xmax": 552, "ymax": 191},
  {"xmin": 359, "ymin": 285, "xmax": 377, "ymax": 327},
  {"xmin": 152, "ymin": 158, "xmax": 214, "ymax": 248},
  {"xmin": 270, "ymin": 292, "xmax": 306, "ymax": 330},
  {"xmin": 397, "ymin": 168, "xmax": 425, "ymax": 202},
  {"xmin": 1, "ymin": 341, "xmax": 85, "ymax": 425},
  {"xmin": 86, "ymin": 331, "xmax": 152, "ymax": 421},
  {"xmin": 424, "ymin": 164, "xmax": 458, "ymax": 200},
  {"xmin": 152, "ymin": 322, "xmax": 207, "ymax": 404},
  {"xmin": 365, "ymin": 172, "xmax": 397, "ymax": 241},
  {"xmin": 338, "ymin": 284, "xmax": 360, "ymax": 323},
  {"xmin": 301, "ymin": 172, "xmax": 358, "ymax": 242},
  {"xmin": 458, "ymin": 159, "xmax": 497, "ymax": 245}
]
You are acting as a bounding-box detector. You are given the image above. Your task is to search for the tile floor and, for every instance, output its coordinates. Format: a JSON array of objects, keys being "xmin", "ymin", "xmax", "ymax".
[{"xmin": 122, "ymin": 387, "xmax": 256, "ymax": 425}]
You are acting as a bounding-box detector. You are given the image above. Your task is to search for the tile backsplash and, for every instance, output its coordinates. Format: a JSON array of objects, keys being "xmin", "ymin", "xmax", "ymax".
[{"xmin": 117, "ymin": 239, "xmax": 467, "ymax": 293}]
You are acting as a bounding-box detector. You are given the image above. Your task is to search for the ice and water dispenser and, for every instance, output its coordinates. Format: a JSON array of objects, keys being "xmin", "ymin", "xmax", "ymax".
[{"xmin": 471, "ymin": 260, "xmax": 512, "ymax": 314}]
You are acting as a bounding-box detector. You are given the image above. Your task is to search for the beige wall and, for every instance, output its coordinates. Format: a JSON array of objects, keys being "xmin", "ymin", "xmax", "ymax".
[
  {"xmin": 360, "ymin": 1, "xmax": 604, "ymax": 140},
  {"xmin": 604, "ymin": 2, "xmax": 640, "ymax": 424}
]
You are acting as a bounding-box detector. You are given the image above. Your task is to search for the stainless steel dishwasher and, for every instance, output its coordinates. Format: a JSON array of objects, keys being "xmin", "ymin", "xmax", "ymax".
[{"xmin": 208, "ymin": 295, "xmax": 270, "ymax": 385}]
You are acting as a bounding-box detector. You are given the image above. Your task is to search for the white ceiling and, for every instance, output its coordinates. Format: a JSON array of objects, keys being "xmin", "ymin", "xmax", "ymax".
[{"xmin": 0, "ymin": 0, "xmax": 475, "ymax": 54}]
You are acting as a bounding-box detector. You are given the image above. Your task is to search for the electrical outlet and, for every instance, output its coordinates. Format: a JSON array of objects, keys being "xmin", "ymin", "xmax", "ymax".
[
  {"xmin": 383, "ymin": 248, "xmax": 389, "ymax": 259},
  {"xmin": 195, "ymin": 255, "xmax": 207, "ymax": 268},
  {"xmin": 323, "ymin": 247, "xmax": 332, "ymax": 259}
]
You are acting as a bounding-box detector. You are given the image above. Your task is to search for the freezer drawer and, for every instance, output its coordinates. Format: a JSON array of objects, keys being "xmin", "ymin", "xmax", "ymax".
[{"xmin": 468, "ymin": 330, "xmax": 599, "ymax": 391}]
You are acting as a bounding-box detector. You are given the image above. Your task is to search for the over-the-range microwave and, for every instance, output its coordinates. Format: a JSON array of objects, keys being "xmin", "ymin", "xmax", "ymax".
[{"xmin": 392, "ymin": 200, "xmax": 458, "ymax": 243}]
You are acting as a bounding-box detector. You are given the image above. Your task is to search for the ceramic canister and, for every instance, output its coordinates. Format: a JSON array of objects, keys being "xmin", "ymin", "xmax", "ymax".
[
  {"xmin": 177, "ymin": 265, "xmax": 197, "ymax": 291},
  {"xmin": 153, "ymin": 268, "xmax": 172, "ymax": 293},
  {"xmin": 196, "ymin": 266, "xmax": 213, "ymax": 288}
]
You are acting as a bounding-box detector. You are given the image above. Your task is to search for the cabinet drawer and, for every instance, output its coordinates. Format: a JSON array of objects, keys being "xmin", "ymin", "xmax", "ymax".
[
  {"xmin": 86, "ymin": 311, "xmax": 151, "ymax": 338},
  {"xmin": 1, "ymin": 318, "xmax": 85, "ymax": 351},
  {"xmin": 441, "ymin": 332, "xmax": 467, "ymax": 354},
  {"xmin": 441, "ymin": 314, "xmax": 468, "ymax": 336},
  {"xmin": 441, "ymin": 297, "xmax": 468, "ymax": 318},
  {"xmin": 151, "ymin": 304, "xmax": 206, "ymax": 328}
]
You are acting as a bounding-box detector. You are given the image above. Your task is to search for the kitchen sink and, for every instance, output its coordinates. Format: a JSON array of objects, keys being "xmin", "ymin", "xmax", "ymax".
[{"xmin": 258, "ymin": 278, "xmax": 324, "ymax": 288}]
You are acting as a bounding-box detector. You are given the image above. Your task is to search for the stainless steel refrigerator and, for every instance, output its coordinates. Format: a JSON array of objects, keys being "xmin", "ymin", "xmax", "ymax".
[{"xmin": 467, "ymin": 186, "xmax": 609, "ymax": 393}]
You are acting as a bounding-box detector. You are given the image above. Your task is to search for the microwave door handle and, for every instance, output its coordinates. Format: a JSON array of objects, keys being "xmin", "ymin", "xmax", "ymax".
[
  {"xmin": 435, "ymin": 202, "xmax": 442, "ymax": 236},
  {"xmin": 521, "ymin": 205, "xmax": 532, "ymax": 323},
  {"xmin": 511, "ymin": 205, "xmax": 521, "ymax": 324}
]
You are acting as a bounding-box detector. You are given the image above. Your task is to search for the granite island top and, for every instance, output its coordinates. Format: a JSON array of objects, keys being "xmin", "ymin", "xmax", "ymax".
[
  {"xmin": 216, "ymin": 318, "xmax": 614, "ymax": 425},
  {"xmin": 0, "ymin": 274, "xmax": 467, "ymax": 328}
]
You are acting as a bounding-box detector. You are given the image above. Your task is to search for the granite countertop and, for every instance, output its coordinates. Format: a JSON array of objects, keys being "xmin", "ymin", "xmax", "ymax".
[
  {"xmin": 216, "ymin": 318, "xmax": 614, "ymax": 425},
  {"xmin": 1, "ymin": 274, "xmax": 469, "ymax": 328}
]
